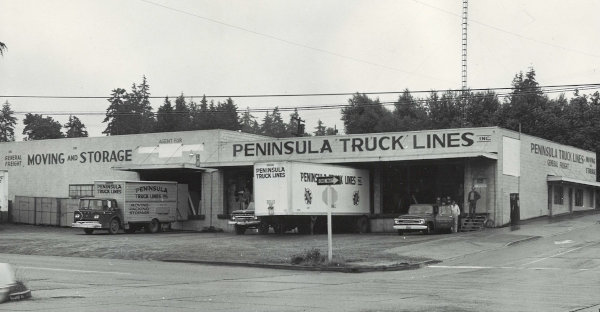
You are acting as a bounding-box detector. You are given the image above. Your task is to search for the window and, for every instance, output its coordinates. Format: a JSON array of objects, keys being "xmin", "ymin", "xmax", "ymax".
[
  {"xmin": 575, "ymin": 189, "xmax": 584, "ymax": 207},
  {"xmin": 69, "ymin": 184, "xmax": 94, "ymax": 198},
  {"xmin": 553, "ymin": 185, "xmax": 564, "ymax": 205}
]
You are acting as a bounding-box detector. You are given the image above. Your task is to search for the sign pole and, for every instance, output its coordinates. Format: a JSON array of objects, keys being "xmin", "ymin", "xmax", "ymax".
[{"xmin": 327, "ymin": 185, "xmax": 333, "ymax": 262}]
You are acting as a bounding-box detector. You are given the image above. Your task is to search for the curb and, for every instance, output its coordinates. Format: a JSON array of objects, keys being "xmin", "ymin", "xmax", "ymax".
[
  {"xmin": 162, "ymin": 259, "xmax": 442, "ymax": 273},
  {"xmin": 505, "ymin": 235, "xmax": 541, "ymax": 247}
]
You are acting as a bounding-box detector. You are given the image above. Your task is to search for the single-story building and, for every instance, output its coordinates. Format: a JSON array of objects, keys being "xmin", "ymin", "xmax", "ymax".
[{"xmin": 0, "ymin": 126, "xmax": 597, "ymax": 232}]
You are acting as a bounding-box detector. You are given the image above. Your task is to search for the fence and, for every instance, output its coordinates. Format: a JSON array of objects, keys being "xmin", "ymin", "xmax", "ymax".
[{"xmin": 11, "ymin": 196, "xmax": 79, "ymax": 227}]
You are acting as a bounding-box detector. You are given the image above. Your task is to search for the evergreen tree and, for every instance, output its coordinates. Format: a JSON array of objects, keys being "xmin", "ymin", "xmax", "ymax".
[
  {"xmin": 64, "ymin": 115, "xmax": 88, "ymax": 138},
  {"xmin": 173, "ymin": 94, "xmax": 191, "ymax": 131},
  {"xmin": 103, "ymin": 76, "xmax": 155, "ymax": 135},
  {"xmin": 155, "ymin": 97, "xmax": 176, "ymax": 132},
  {"xmin": 240, "ymin": 107, "xmax": 260, "ymax": 134},
  {"xmin": 214, "ymin": 98, "xmax": 240, "ymax": 131},
  {"xmin": 23, "ymin": 114, "xmax": 63, "ymax": 140},
  {"xmin": 0, "ymin": 101, "xmax": 17, "ymax": 142}
]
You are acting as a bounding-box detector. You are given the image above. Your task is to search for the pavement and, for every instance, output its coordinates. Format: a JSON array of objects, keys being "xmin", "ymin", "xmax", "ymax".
[
  {"xmin": 0, "ymin": 210, "xmax": 599, "ymax": 273},
  {"xmin": 167, "ymin": 210, "xmax": 600, "ymax": 272}
]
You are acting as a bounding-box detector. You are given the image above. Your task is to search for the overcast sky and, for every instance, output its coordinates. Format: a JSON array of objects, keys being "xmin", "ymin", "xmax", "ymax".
[{"xmin": 1, "ymin": 0, "xmax": 599, "ymax": 139}]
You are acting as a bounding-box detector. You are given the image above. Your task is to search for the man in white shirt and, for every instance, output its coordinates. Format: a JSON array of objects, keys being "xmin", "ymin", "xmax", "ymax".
[{"xmin": 449, "ymin": 199, "xmax": 461, "ymax": 233}]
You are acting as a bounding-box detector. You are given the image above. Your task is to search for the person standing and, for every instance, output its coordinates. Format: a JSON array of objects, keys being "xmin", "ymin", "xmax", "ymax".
[
  {"xmin": 450, "ymin": 200, "xmax": 460, "ymax": 233},
  {"xmin": 468, "ymin": 186, "xmax": 481, "ymax": 219}
]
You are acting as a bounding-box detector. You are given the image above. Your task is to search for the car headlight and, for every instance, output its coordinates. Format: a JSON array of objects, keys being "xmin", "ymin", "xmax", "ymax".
[
  {"xmin": 418, "ymin": 219, "xmax": 425, "ymax": 224},
  {"xmin": 93, "ymin": 214, "xmax": 100, "ymax": 219},
  {"xmin": 74, "ymin": 213, "xmax": 81, "ymax": 219}
]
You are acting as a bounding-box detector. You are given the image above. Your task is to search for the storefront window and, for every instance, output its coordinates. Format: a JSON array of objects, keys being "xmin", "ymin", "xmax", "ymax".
[
  {"xmin": 575, "ymin": 189, "xmax": 583, "ymax": 207},
  {"xmin": 69, "ymin": 184, "xmax": 94, "ymax": 198},
  {"xmin": 553, "ymin": 185, "xmax": 564, "ymax": 205}
]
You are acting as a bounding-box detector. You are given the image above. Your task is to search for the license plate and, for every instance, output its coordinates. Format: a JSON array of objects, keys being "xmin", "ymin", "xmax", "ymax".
[{"xmin": 406, "ymin": 226, "xmax": 412, "ymax": 229}]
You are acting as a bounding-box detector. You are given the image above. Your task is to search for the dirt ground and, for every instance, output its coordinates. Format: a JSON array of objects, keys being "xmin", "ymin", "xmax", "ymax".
[{"xmin": 0, "ymin": 224, "xmax": 433, "ymax": 267}]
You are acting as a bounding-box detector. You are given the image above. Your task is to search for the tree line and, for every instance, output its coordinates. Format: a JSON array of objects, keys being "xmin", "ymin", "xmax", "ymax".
[{"xmin": 1, "ymin": 68, "xmax": 599, "ymax": 155}]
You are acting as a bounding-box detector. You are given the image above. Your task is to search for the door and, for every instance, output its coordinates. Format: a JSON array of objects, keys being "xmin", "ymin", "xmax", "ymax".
[{"xmin": 510, "ymin": 193, "xmax": 520, "ymax": 226}]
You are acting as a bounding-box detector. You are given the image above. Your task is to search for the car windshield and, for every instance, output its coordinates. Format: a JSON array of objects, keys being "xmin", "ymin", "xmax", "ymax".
[
  {"xmin": 408, "ymin": 205, "xmax": 434, "ymax": 214},
  {"xmin": 79, "ymin": 199, "xmax": 111, "ymax": 211}
]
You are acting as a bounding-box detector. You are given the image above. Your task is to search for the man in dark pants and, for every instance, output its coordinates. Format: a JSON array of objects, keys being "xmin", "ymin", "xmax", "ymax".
[{"xmin": 467, "ymin": 186, "xmax": 481, "ymax": 219}]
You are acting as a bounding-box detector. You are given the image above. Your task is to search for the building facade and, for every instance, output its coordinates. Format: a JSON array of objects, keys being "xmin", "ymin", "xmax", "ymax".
[{"xmin": 1, "ymin": 127, "xmax": 597, "ymax": 232}]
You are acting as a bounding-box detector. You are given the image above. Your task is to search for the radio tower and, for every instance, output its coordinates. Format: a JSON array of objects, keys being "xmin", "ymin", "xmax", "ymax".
[{"xmin": 461, "ymin": 0, "xmax": 468, "ymax": 126}]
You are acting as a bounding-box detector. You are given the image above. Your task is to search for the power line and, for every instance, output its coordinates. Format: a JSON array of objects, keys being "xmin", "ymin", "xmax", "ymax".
[
  {"xmin": 11, "ymin": 84, "xmax": 600, "ymax": 116},
  {"xmin": 2, "ymin": 83, "xmax": 599, "ymax": 100}
]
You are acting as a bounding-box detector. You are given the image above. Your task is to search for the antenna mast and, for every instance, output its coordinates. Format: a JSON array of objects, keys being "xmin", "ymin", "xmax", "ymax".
[{"xmin": 461, "ymin": 0, "xmax": 468, "ymax": 126}]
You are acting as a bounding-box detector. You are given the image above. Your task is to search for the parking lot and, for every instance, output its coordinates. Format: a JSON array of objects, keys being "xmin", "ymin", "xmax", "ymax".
[{"xmin": 0, "ymin": 224, "xmax": 439, "ymax": 268}]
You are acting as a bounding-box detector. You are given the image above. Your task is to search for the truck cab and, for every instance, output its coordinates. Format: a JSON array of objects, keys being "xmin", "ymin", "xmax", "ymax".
[
  {"xmin": 72, "ymin": 198, "xmax": 122, "ymax": 235},
  {"xmin": 392, "ymin": 204, "xmax": 454, "ymax": 235}
]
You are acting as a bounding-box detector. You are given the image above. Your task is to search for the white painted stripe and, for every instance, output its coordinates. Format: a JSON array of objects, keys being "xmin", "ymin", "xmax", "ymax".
[
  {"xmin": 18, "ymin": 266, "xmax": 132, "ymax": 275},
  {"xmin": 521, "ymin": 245, "xmax": 587, "ymax": 266},
  {"xmin": 427, "ymin": 265, "xmax": 594, "ymax": 272}
]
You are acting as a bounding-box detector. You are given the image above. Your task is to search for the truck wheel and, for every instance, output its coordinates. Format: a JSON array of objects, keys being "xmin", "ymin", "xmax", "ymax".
[
  {"xmin": 84, "ymin": 229, "xmax": 94, "ymax": 235},
  {"xmin": 356, "ymin": 216, "xmax": 369, "ymax": 233},
  {"xmin": 145, "ymin": 219, "xmax": 160, "ymax": 234},
  {"xmin": 423, "ymin": 223, "xmax": 433, "ymax": 235},
  {"xmin": 108, "ymin": 219, "xmax": 120, "ymax": 235},
  {"xmin": 234, "ymin": 225, "xmax": 246, "ymax": 235},
  {"xmin": 258, "ymin": 222, "xmax": 269, "ymax": 235}
]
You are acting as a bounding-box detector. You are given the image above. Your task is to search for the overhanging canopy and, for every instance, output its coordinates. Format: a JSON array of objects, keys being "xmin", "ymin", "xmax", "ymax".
[
  {"xmin": 547, "ymin": 176, "xmax": 600, "ymax": 188},
  {"xmin": 112, "ymin": 164, "xmax": 215, "ymax": 172}
]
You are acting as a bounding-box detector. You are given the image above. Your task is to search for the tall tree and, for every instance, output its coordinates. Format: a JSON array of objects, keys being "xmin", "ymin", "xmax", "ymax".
[
  {"xmin": 392, "ymin": 90, "xmax": 428, "ymax": 131},
  {"xmin": 22, "ymin": 114, "xmax": 63, "ymax": 140},
  {"xmin": 103, "ymin": 88, "xmax": 132, "ymax": 135},
  {"xmin": 342, "ymin": 93, "xmax": 396, "ymax": 134},
  {"xmin": 465, "ymin": 90, "xmax": 501, "ymax": 127},
  {"xmin": 427, "ymin": 91, "xmax": 462, "ymax": 129},
  {"xmin": 155, "ymin": 97, "xmax": 176, "ymax": 132},
  {"xmin": 64, "ymin": 115, "xmax": 88, "ymax": 138},
  {"xmin": 103, "ymin": 77, "xmax": 156, "ymax": 135},
  {"xmin": 260, "ymin": 107, "xmax": 287, "ymax": 137},
  {"xmin": 213, "ymin": 98, "xmax": 240, "ymax": 131},
  {"xmin": 497, "ymin": 68, "xmax": 549, "ymax": 136},
  {"xmin": 173, "ymin": 94, "xmax": 191, "ymax": 131},
  {"xmin": 239, "ymin": 107, "xmax": 260, "ymax": 134},
  {"xmin": 0, "ymin": 101, "xmax": 17, "ymax": 142},
  {"xmin": 314, "ymin": 119, "xmax": 338, "ymax": 136}
]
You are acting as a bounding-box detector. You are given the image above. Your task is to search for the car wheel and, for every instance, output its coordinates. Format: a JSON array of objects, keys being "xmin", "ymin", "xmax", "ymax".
[
  {"xmin": 424, "ymin": 223, "xmax": 433, "ymax": 235},
  {"xmin": 108, "ymin": 218, "xmax": 120, "ymax": 235},
  {"xmin": 258, "ymin": 222, "xmax": 269, "ymax": 235},
  {"xmin": 145, "ymin": 219, "xmax": 160, "ymax": 234}
]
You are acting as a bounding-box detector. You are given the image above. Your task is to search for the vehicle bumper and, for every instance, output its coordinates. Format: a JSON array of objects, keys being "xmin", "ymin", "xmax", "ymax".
[
  {"xmin": 393, "ymin": 225, "xmax": 427, "ymax": 230},
  {"xmin": 228, "ymin": 221, "xmax": 261, "ymax": 227},
  {"xmin": 72, "ymin": 221, "xmax": 103, "ymax": 229}
]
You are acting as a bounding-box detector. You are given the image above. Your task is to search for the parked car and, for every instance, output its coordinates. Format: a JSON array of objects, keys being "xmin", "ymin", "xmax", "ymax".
[{"xmin": 393, "ymin": 204, "xmax": 454, "ymax": 235}]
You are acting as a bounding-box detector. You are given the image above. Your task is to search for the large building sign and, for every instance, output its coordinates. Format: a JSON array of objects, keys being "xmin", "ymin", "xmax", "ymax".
[{"xmin": 222, "ymin": 129, "xmax": 496, "ymax": 163}]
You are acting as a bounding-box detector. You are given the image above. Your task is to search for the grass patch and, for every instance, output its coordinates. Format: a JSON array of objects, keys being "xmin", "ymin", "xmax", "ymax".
[{"xmin": 290, "ymin": 248, "xmax": 345, "ymax": 267}]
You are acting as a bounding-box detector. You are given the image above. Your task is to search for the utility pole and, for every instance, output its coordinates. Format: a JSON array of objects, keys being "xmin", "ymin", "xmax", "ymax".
[{"xmin": 293, "ymin": 117, "xmax": 305, "ymax": 137}]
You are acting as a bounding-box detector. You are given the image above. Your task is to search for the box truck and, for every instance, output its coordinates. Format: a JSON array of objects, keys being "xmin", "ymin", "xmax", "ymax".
[
  {"xmin": 72, "ymin": 180, "xmax": 187, "ymax": 234},
  {"xmin": 230, "ymin": 162, "xmax": 370, "ymax": 234}
]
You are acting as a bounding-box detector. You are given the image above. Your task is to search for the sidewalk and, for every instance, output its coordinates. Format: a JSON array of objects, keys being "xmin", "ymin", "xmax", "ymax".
[{"xmin": 382, "ymin": 209, "xmax": 600, "ymax": 264}]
